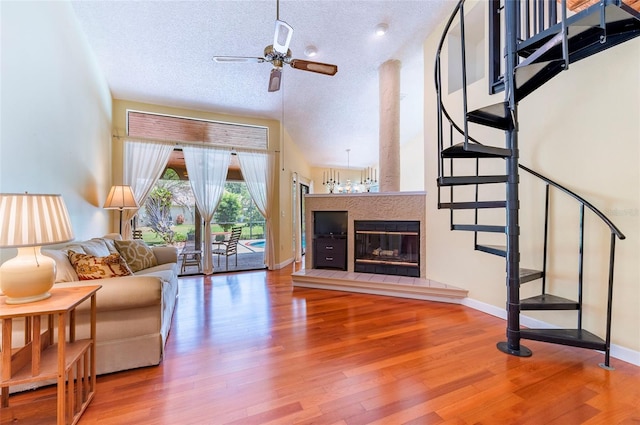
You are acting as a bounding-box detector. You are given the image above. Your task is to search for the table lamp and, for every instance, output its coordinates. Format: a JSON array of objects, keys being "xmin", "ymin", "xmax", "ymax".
[
  {"xmin": 103, "ymin": 185, "xmax": 139, "ymax": 235},
  {"xmin": 0, "ymin": 193, "xmax": 74, "ymax": 304}
]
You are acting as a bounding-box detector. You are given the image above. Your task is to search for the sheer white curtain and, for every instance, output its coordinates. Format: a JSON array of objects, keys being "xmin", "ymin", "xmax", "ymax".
[
  {"xmin": 237, "ymin": 150, "xmax": 276, "ymax": 269},
  {"xmin": 183, "ymin": 145, "xmax": 231, "ymax": 275},
  {"xmin": 292, "ymin": 173, "xmax": 311, "ymax": 263},
  {"xmin": 293, "ymin": 173, "xmax": 302, "ymax": 263},
  {"xmin": 123, "ymin": 140, "xmax": 174, "ymax": 239}
]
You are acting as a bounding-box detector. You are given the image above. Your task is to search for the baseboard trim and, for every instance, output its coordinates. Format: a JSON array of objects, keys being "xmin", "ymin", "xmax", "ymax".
[{"xmin": 274, "ymin": 257, "xmax": 294, "ymax": 270}]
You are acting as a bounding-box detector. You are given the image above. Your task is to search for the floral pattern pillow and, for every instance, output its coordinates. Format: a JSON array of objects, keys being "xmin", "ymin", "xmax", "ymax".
[{"xmin": 68, "ymin": 250, "xmax": 133, "ymax": 280}]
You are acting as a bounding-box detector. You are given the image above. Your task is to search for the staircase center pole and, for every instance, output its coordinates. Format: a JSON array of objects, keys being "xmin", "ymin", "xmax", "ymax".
[{"xmin": 497, "ymin": 0, "xmax": 532, "ymax": 358}]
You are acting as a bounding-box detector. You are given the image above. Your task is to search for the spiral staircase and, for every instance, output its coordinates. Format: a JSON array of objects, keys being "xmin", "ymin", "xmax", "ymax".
[{"xmin": 435, "ymin": 0, "xmax": 638, "ymax": 368}]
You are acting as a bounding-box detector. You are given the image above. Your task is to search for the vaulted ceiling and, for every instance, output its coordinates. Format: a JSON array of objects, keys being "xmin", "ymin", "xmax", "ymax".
[{"xmin": 70, "ymin": 0, "xmax": 452, "ymax": 169}]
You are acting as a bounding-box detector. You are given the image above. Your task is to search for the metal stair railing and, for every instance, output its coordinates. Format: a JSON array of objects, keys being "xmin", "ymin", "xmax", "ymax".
[
  {"xmin": 520, "ymin": 164, "xmax": 626, "ymax": 367},
  {"xmin": 435, "ymin": 0, "xmax": 627, "ymax": 367}
]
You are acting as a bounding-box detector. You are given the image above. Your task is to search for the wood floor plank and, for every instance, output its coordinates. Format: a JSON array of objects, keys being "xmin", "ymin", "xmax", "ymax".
[{"xmin": 2, "ymin": 265, "xmax": 638, "ymax": 424}]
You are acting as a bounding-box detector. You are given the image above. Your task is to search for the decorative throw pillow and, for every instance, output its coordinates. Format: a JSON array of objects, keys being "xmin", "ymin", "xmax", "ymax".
[
  {"xmin": 114, "ymin": 239, "xmax": 157, "ymax": 273},
  {"xmin": 68, "ymin": 250, "xmax": 133, "ymax": 280},
  {"xmin": 42, "ymin": 249, "xmax": 79, "ymax": 282}
]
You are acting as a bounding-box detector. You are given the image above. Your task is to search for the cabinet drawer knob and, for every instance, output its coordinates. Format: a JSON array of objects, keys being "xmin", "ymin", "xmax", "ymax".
[
  {"xmin": 325, "ymin": 257, "xmax": 333, "ymax": 261},
  {"xmin": 325, "ymin": 246, "xmax": 333, "ymax": 250}
]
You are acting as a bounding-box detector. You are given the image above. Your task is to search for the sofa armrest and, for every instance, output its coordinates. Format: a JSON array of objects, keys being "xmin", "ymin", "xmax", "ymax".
[
  {"xmin": 152, "ymin": 246, "xmax": 178, "ymax": 265},
  {"xmin": 55, "ymin": 275, "xmax": 162, "ymax": 312}
]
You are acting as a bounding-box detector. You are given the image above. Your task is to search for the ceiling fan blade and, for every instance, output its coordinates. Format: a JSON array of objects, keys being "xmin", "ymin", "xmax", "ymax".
[
  {"xmin": 268, "ymin": 68, "xmax": 282, "ymax": 92},
  {"xmin": 273, "ymin": 20, "xmax": 293, "ymax": 54},
  {"xmin": 212, "ymin": 56, "xmax": 265, "ymax": 63},
  {"xmin": 290, "ymin": 59, "xmax": 338, "ymax": 76}
]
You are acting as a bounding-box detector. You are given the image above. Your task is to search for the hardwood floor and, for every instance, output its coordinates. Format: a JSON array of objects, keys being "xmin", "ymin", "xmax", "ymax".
[{"xmin": 3, "ymin": 265, "xmax": 639, "ymax": 424}]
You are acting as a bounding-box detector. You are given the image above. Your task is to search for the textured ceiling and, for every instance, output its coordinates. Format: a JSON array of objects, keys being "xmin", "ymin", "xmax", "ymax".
[{"xmin": 70, "ymin": 0, "xmax": 452, "ymax": 169}]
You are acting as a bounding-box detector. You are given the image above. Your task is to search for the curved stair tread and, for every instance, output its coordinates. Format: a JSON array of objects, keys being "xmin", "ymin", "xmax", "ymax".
[
  {"xmin": 467, "ymin": 102, "xmax": 513, "ymax": 130},
  {"xmin": 520, "ymin": 328, "xmax": 606, "ymax": 350},
  {"xmin": 520, "ymin": 293, "xmax": 579, "ymax": 310},
  {"xmin": 441, "ymin": 142, "xmax": 510, "ymax": 159}
]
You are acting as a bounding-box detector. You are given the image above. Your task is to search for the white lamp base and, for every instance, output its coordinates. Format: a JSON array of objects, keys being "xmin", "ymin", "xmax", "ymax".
[{"xmin": 0, "ymin": 246, "xmax": 56, "ymax": 305}]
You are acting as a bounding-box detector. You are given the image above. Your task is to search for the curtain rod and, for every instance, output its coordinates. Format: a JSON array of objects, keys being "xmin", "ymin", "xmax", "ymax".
[{"xmin": 112, "ymin": 134, "xmax": 279, "ymax": 153}]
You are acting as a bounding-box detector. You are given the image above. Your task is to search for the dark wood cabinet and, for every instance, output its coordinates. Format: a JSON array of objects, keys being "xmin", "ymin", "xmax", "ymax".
[{"xmin": 314, "ymin": 237, "xmax": 347, "ymax": 270}]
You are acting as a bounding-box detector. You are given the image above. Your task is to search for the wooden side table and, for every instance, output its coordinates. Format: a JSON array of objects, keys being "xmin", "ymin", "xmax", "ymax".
[
  {"xmin": 1, "ymin": 285, "xmax": 101, "ymax": 425},
  {"xmin": 180, "ymin": 249, "xmax": 202, "ymax": 274}
]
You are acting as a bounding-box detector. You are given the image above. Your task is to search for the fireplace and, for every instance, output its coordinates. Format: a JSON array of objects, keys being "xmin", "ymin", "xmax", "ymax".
[{"xmin": 354, "ymin": 220, "xmax": 420, "ymax": 277}]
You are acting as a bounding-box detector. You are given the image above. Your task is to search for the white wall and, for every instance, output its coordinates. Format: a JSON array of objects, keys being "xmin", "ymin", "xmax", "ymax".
[
  {"xmin": 424, "ymin": 2, "xmax": 640, "ymax": 360},
  {"xmin": 400, "ymin": 132, "xmax": 425, "ymax": 191},
  {"xmin": 0, "ymin": 1, "xmax": 113, "ymax": 248}
]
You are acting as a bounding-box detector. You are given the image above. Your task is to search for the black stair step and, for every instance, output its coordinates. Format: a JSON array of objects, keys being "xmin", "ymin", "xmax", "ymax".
[
  {"xmin": 518, "ymin": 23, "xmax": 634, "ymax": 65},
  {"xmin": 520, "ymin": 328, "xmax": 605, "ymax": 351},
  {"xmin": 467, "ymin": 102, "xmax": 513, "ymax": 130},
  {"xmin": 441, "ymin": 142, "xmax": 511, "ymax": 159},
  {"xmin": 452, "ymin": 224, "xmax": 506, "ymax": 233},
  {"xmin": 517, "ymin": 2, "xmax": 639, "ymax": 57},
  {"xmin": 439, "ymin": 201, "xmax": 507, "ymax": 210},
  {"xmin": 566, "ymin": 18, "xmax": 640, "ymax": 63},
  {"xmin": 476, "ymin": 244, "xmax": 506, "ymax": 257},
  {"xmin": 515, "ymin": 4, "xmax": 640, "ymax": 101},
  {"xmin": 438, "ymin": 175, "xmax": 509, "ymax": 186},
  {"xmin": 520, "ymin": 268, "xmax": 544, "ymax": 284},
  {"xmin": 566, "ymin": 2, "xmax": 640, "ymax": 30},
  {"xmin": 520, "ymin": 294, "xmax": 580, "ymax": 311},
  {"xmin": 515, "ymin": 59, "xmax": 566, "ymax": 101},
  {"xmin": 516, "ymin": 31, "xmax": 565, "ymax": 68}
]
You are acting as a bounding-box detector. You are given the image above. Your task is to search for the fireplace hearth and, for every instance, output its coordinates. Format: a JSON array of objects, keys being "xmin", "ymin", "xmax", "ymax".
[{"xmin": 354, "ymin": 220, "xmax": 420, "ymax": 277}]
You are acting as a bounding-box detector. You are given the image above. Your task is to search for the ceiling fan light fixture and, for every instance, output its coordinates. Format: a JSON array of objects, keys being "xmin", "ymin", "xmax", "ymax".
[
  {"xmin": 268, "ymin": 67, "xmax": 282, "ymax": 92},
  {"xmin": 304, "ymin": 45, "xmax": 317, "ymax": 58},
  {"xmin": 273, "ymin": 20, "xmax": 294, "ymax": 54},
  {"xmin": 375, "ymin": 23, "xmax": 389, "ymax": 36}
]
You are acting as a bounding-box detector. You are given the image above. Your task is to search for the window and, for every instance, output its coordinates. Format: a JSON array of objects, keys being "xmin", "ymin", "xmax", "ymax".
[
  {"xmin": 447, "ymin": 3, "xmax": 485, "ymax": 94},
  {"xmin": 126, "ymin": 110, "xmax": 268, "ymax": 149}
]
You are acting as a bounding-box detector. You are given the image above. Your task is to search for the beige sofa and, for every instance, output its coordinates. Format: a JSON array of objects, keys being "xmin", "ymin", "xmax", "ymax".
[{"xmin": 3, "ymin": 234, "xmax": 179, "ymax": 391}]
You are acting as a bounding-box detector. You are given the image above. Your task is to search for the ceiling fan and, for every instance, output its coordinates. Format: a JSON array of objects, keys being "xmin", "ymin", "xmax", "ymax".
[{"xmin": 212, "ymin": 0, "xmax": 338, "ymax": 92}]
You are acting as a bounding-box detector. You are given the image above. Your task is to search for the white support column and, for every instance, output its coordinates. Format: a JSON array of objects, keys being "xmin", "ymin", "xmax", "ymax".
[{"xmin": 379, "ymin": 59, "xmax": 401, "ymax": 192}]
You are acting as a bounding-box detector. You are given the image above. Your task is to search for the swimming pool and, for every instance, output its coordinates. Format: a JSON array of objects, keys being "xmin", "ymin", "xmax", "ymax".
[
  {"xmin": 245, "ymin": 239, "xmax": 265, "ymax": 248},
  {"xmin": 246, "ymin": 237, "xmax": 305, "ymax": 249}
]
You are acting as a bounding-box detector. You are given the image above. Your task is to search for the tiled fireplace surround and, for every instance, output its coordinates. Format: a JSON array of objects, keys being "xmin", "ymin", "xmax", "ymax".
[
  {"xmin": 292, "ymin": 192, "xmax": 468, "ymax": 302},
  {"xmin": 304, "ymin": 192, "xmax": 428, "ymax": 276}
]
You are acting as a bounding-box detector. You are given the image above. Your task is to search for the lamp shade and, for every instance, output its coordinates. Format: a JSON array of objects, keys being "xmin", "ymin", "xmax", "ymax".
[
  {"xmin": 0, "ymin": 193, "xmax": 74, "ymax": 248},
  {"xmin": 103, "ymin": 185, "xmax": 139, "ymax": 210},
  {"xmin": 0, "ymin": 193, "xmax": 74, "ymax": 304}
]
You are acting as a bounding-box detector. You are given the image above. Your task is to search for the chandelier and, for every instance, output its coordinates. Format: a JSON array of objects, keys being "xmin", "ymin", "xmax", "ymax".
[
  {"xmin": 322, "ymin": 169, "xmax": 340, "ymax": 193},
  {"xmin": 322, "ymin": 149, "xmax": 377, "ymax": 194},
  {"xmin": 360, "ymin": 166, "xmax": 377, "ymax": 192}
]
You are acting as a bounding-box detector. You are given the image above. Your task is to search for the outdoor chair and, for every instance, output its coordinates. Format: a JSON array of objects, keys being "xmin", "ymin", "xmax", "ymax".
[
  {"xmin": 212, "ymin": 226, "xmax": 242, "ymax": 270},
  {"xmin": 180, "ymin": 239, "xmax": 202, "ymax": 274}
]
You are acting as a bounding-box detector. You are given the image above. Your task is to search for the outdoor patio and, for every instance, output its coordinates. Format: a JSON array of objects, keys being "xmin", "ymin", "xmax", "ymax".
[{"xmin": 178, "ymin": 239, "xmax": 267, "ymax": 275}]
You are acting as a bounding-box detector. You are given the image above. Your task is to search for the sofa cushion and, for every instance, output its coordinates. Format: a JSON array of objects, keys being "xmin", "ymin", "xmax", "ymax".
[
  {"xmin": 114, "ymin": 240, "xmax": 158, "ymax": 273},
  {"xmin": 79, "ymin": 239, "xmax": 111, "ymax": 257},
  {"xmin": 42, "ymin": 248, "xmax": 79, "ymax": 282},
  {"xmin": 135, "ymin": 263, "xmax": 176, "ymax": 284},
  {"xmin": 68, "ymin": 250, "xmax": 133, "ymax": 280},
  {"xmin": 100, "ymin": 237, "xmax": 120, "ymax": 254}
]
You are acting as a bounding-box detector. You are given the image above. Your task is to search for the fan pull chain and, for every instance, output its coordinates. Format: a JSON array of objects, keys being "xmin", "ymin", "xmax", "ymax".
[{"xmin": 281, "ymin": 78, "xmax": 285, "ymax": 171}]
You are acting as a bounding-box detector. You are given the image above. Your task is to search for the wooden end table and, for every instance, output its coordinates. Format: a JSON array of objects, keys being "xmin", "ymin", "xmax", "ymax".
[{"xmin": 1, "ymin": 285, "xmax": 101, "ymax": 425}]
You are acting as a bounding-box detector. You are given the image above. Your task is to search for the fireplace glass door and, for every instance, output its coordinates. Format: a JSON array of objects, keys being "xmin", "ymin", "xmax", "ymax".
[{"xmin": 354, "ymin": 221, "xmax": 419, "ymax": 277}]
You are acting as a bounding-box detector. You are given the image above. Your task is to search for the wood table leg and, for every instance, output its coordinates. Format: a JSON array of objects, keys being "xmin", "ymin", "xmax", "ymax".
[{"xmin": 57, "ymin": 312, "xmax": 66, "ymax": 425}]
